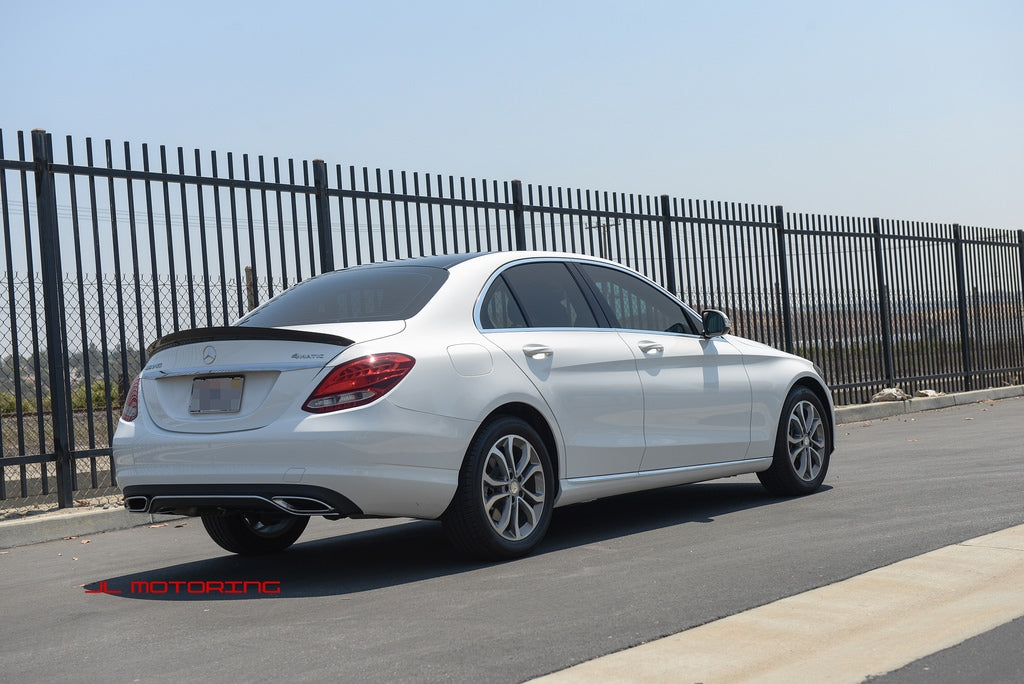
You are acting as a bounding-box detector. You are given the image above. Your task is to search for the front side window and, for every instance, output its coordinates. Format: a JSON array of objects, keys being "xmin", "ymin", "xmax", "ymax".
[
  {"xmin": 498, "ymin": 262, "xmax": 598, "ymax": 329},
  {"xmin": 578, "ymin": 264, "xmax": 696, "ymax": 335}
]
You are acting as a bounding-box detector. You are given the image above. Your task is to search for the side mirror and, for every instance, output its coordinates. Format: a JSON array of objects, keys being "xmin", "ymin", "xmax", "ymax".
[{"xmin": 701, "ymin": 309, "xmax": 731, "ymax": 338}]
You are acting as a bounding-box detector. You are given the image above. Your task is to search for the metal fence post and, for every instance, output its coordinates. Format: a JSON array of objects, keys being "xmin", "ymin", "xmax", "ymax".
[
  {"xmin": 952, "ymin": 224, "xmax": 973, "ymax": 391},
  {"xmin": 313, "ymin": 159, "xmax": 334, "ymax": 273},
  {"xmin": 31, "ymin": 129, "xmax": 74, "ymax": 509},
  {"xmin": 1018, "ymin": 230, "xmax": 1024, "ymax": 312},
  {"xmin": 1017, "ymin": 231, "xmax": 1024, "ymax": 372},
  {"xmin": 511, "ymin": 179, "xmax": 526, "ymax": 250},
  {"xmin": 659, "ymin": 194, "xmax": 677, "ymax": 295},
  {"xmin": 774, "ymin": 205, "xmax": 794, "ymax": 353},
  {"xmin": 871, "ymin": 218, "xmax": 895, "ymax": 387}
]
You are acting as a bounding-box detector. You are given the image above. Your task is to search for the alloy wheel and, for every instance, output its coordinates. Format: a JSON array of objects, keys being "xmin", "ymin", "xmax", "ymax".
[
  {"xmin": 480, "ymin": 434, "xmax": 547, "ymax": 542},
  {"xmin": 786, "ymin": 399, "xmax": 826, "ymax": 482}
]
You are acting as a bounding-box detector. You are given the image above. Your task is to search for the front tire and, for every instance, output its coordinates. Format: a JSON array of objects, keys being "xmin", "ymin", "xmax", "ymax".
[
  {"xmin": 443, "ymin": 417, "xmax": 554, "ymax": 560},
  {"xmin": 758, "ymin": 387, "xmax": 831, "ymax": 496},
  {"xmin": 200, "ymin": 511, "xmax": 309, "ymax": 555}
]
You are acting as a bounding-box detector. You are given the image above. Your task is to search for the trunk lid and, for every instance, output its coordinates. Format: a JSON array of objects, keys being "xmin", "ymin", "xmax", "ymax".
[{"xmin": 140, "ymin": 327, "xmax": 353, "ymax": 434}]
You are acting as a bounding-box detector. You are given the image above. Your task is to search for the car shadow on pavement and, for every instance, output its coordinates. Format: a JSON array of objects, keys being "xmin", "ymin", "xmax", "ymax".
[
  {"xmin": 84, "ymin": 480, "xmax": 829, "ymax": 601},
  {"xmin": 543, "ymin": 480, "xmax": 827, "ymax": 553}
]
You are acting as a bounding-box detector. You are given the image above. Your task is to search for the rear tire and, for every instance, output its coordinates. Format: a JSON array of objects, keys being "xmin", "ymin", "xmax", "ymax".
[
  {"xmin": 200, "ymin": 511, "xmax": 309, "ymax": 555},
  {"xmin": 443, "ymin": 417, "xmax": 554, "ymax": 560},
  {"xmin": 758, "ymin": 387, "xmax": 831, "ymax": 496}
]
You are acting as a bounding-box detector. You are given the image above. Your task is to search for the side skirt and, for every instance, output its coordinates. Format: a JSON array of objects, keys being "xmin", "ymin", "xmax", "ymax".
[{"xmin": 554, "ymin": 457, "xmax": 773, "ymax": 507}]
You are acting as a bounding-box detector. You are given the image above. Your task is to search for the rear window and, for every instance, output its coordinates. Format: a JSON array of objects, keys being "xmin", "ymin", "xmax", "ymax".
[{"xmin": 236, "ymin": 266, "xmax": 447, "ymax": 327}]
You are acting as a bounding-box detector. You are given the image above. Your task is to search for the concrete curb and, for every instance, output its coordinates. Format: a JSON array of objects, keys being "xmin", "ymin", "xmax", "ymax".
[
  {"xmin": 2, "ymin": 385, "xmax": 1021, "ymax": 549},
  {"xmin": 0, "ymin": 508, "xmax": 182, "ymax": 550},
  {"xmin": 835, "ymin": 385, "xmax": 1024, "ymax": 424}
]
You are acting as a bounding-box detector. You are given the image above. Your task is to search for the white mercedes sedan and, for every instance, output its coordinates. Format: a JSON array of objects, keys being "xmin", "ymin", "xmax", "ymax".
[{"xmin": 113, "ymin": 251, "xmax": 833, "ymax": 560}]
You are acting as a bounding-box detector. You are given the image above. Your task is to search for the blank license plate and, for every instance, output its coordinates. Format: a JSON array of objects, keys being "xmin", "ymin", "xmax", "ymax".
[{"xmin": 189, "ymin": 376, "xmax": 244, "ymax": 414}]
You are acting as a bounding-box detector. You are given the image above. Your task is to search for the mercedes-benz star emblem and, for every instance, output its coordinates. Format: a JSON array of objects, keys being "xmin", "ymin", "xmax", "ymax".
[{"xmin": 202, "ymin": 345, "xmax": 217, "ymax": 365}]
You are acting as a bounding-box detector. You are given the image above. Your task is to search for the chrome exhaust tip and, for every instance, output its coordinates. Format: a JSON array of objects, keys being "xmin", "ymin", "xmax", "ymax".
[
  {"xmin": 270, "ymin": 496, "xmax": 335, "ymax": 515},
  {"xmin": 124, "ymin": 496, "xmax": 150, "ymax": 513}
]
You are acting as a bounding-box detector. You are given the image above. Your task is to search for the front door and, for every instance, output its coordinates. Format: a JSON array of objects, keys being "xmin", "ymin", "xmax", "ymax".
[{"xmin": 575, "ymin": 263, "xmax": 752, "ymax": 471}]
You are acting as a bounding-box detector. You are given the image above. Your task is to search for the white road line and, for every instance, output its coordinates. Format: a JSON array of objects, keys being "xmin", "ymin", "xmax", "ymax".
[{"xmin": 532, "ymin": 524, "xmax": 1024, "ymax": 683}]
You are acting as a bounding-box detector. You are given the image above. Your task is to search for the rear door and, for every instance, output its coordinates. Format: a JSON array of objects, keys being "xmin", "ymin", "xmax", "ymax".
[{"xmin": 478, "ymin": 261, "xmax": 646, "ymax": 478}]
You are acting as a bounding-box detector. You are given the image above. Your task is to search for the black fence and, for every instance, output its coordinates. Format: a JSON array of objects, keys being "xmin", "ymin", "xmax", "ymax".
[{"xmin": 2, "ymin": 127, "xmax": 1022, "ymax": 509}]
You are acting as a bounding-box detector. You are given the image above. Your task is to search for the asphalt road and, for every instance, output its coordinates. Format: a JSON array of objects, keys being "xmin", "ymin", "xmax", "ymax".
[{"xmin": 1, "ymin": 398, "xmax": 1021, "ymax": 682}]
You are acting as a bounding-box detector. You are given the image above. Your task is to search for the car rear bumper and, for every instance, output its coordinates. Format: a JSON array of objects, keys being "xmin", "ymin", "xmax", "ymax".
[
  {"xmin": 121, "ymin": 483, "xmax": 364, "ymax": 517},
  {"xmin": 113, "ymin": 400, "xmax": 478, "ymax": 520}
]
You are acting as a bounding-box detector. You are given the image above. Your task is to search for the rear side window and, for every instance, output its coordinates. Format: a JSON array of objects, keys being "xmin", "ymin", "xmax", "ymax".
[
  {"xmin": 236, "ymin": 266, "xmax": 447, "ymax": 326},
  {"xmin": 479, "ymin": 277, "xmax": 528, "ymax": 329},
  {"xmin": 498, "ymin": 262, "xmax": 598, "ymax": 328}
]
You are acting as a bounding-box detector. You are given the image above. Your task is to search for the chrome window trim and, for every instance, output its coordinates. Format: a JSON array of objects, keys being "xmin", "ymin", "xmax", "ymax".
[{"xmin": 474, "ymin": 256, "xmax": 704, "ymax": 337}]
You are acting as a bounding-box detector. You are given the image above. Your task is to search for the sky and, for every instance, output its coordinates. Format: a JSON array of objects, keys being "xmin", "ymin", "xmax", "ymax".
[{"xmin": 3, "ymin": 0, "xmax": 1023, "ymax": 230}]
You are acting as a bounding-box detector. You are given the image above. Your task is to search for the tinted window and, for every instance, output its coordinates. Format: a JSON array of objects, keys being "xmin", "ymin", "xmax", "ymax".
[
  {"xmin": 479, "ymin": 276, "xmax": 528, "ymax": 329},
  {"xmin": 579, "ymin": 264, "xmax": 696, "ymax": 334},
  {"xmin": 236, "ymin": 266, "xmax": 447, "ymax": 326},
  {"xmin": 501, "ymin": 263, "xmax": 598, "ymax": 328}
]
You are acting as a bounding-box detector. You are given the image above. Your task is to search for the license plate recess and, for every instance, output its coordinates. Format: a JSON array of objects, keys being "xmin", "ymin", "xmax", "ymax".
[{"xmin": 189, "ymin": 376, "xmax": 244, "ymax": 414}]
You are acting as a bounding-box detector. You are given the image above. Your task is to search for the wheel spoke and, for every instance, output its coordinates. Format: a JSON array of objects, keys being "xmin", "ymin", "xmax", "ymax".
[
  {"xmin": 513, "ymin": 443, "xmax": 531, "ymax": 478},
  {"xmin": 511, "ymin": 487, "xmax": 544, "ymax": 538},
  {"xmin": 521, "ymin": 486, "xmax": 545, "ymax": 506},
  {"xmin": 519, "ymin": 462, "xmax": 542, "ymax": 485},
  {"xmin": 515, "ymin": 495, "xmax": 538, "ymax": 537},
  {"xmin": 791, "ymin": 448, "xmax": 804, "ymax": 477},
  {"xmin": 489, "ymin": 495, "xmax": 512, "ymax": 534},
  {"xmin": 490, "ymin": 444, "xmax": 513, "ymax": 478},
  {"xmin": 502, "ymin": 435, "xmax": 518, "ymax": 474},
  {"xmin": 789, "ymin": 416, "xmax": 804, "ymax": 440},
  {"xmin": 805, "ymin": 415, "xmax": 822, "ymax": 439},
  {"xmin": 483, "ymin": 469, "xmax": 509, "ymax": 488},
  {"xmin": 810, "ymin": 432, "xmax": 826, "ymax": 449},
  {"xmin": 808, "ymin": 452, "xmax": 822, "ymax": 475},
  {"xmin": 484, "ymin": 489, "xmax": 510, "ymax": 512},
  {"xmin": 800, "ymin": 451, "xmax": 813, "ymax": 479}
]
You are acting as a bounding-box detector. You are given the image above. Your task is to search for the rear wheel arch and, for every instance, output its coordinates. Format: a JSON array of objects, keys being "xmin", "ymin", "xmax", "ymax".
[
  {"xmin": 478, "ymin": 402, "xmax": 561, "ymax": 487},
  {"xmin": 443, "ymin": 411, "xmax": 556, "ymax": 559}
]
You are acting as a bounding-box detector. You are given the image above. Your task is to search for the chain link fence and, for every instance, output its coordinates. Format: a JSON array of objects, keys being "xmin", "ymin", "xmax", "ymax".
[{"xmin": 1, "ymin": 270, "xmax": 283, "ymax": 511}]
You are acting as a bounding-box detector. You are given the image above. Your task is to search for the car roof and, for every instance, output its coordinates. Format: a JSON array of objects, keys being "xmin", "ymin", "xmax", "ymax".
[
  {"xmin": 338, "ymin": 250, "xmax": 623, "ymax": 273},
  {"xmin": 346, "ymin": 252, "xmax": 486, "ymax": 270}
]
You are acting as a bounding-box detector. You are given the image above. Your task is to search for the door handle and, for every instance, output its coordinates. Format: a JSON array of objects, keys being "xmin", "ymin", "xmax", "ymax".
[
  {"xmin": 522, "ymin": 344, "xmax": 554, "ymax": 359},
  {"xmin": 638, "ymin": 341, "xmax": 664, "ymax": 355}
]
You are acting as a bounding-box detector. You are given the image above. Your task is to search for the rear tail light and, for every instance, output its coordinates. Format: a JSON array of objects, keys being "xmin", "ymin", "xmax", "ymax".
[
  {"xmin": 121, "ymin": 376, "xmax": 141, "ymax": 422},
  {"xmin": 302, "ymin": 353, "xmax": 415, "ymax": 413}
]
